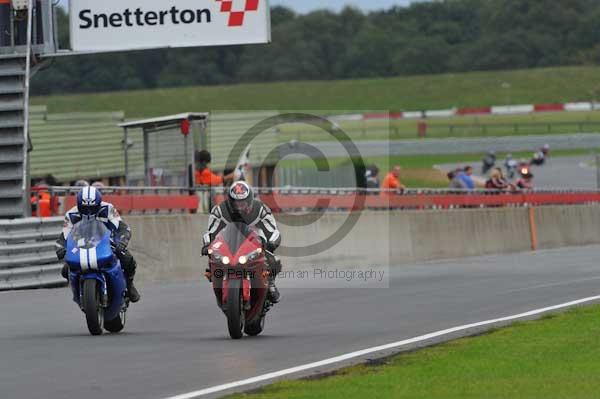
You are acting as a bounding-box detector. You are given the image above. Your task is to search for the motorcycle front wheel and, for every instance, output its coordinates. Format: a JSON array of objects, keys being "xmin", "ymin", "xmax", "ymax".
[
  {"xmin": 82, "ymin": 279, "xmax": 104, "ymax": 336},
  {"xmin": 244, "ymin": 316, "xmax": 265, "ymax": 336},
  {"xmin": 104, "ymin": 309, "xmax": 126, "ymax": 333},
  {"xmin": 226, "ymin": 282, "xmax": 244, "ymax": 340}
]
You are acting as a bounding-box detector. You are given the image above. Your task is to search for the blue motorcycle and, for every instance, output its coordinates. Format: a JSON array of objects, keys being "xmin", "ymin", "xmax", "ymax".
[{"xmin": 65, "ymin": 218, "xmax": 129, "ymax": 335}]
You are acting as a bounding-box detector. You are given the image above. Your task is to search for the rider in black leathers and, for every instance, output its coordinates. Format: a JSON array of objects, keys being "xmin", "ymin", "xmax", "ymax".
[{"xmin": 202, "ymin": 181, "xmax": 282, "ymax": 303}]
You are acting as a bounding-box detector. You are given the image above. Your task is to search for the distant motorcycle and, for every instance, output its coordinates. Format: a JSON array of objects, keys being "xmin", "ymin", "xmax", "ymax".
[
  {"xmin": 531, "ymin": 151, "xmax": 546, "ymax": 166},
  {"xmin": 65, "ymin": 218, "xmax": 129, "ymax": 336},
  {"xmin": 206, "ymin": 223, "xmax": 275, "ymax": 339},
  {"xmin": 504, "ymin": 155, "xmax": 518, "ymax": 179},
  {"xmin": 481, "ymin": 151, "xmax": 497, "ymax": 175}
]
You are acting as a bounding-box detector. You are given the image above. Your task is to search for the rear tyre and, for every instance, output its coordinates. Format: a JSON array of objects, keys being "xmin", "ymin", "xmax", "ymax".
[
  {"xmin": 244, "ymin": 316, "xmax": 265, "ymax": 336},
  {"xmin": 104, "ymin": 310, "xmax": 126, "ymax": 333},
  {"xmin": 82, "ymin": 279, "xmax": 103, "ymax": 336},
  {"xmin": 226, "ymin": 285, "xmax": 244, "ymax": 340}
]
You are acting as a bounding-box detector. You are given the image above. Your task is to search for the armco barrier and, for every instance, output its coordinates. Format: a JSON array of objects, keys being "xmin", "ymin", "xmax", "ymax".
[
  {"xmin": 45, "ymin": 187, "xmax": 600, "ymax": 215},
  {"xmin": 61, "ymin": 194, "xmax": 199, "ymax": 215},
  {"xmin": 0, "ymin": 218, "xmax": 65, "ymax": 290},
  {"xmin": 215, "ymin": 190, "xmax": 600, "ymax": 212}
]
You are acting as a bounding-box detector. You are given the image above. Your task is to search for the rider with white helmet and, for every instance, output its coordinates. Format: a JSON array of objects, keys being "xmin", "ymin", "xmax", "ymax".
[{"xmin": 55, "ymin": 186, "xmax": 141, "ymax": 303}]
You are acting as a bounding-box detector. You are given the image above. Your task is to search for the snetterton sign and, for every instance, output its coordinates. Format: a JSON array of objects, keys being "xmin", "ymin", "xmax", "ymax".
[{"xmin": 70, "ymin": 0, "xmax": 271, "ymax": 52}]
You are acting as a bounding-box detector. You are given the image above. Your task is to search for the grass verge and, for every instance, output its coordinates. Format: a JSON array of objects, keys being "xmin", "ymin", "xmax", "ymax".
[
  {"xmin": 33, "ymin": 66, "xmax": 600, "ymax": 118},
  {"xmin": 228, "ymin": 304, "xmax": 600, "ymax": 399},
  {"xmin": 276, "ymin": 111, "xmax": 600, "ymax": 142}
]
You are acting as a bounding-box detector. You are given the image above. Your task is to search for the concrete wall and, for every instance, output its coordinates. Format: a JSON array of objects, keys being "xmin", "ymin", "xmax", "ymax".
[
  {"xmin": 128, "ymin": 205, "xmax": 600, "ymax": 283},
  {"xmin": 128, "ymin": 215, "xmax": 207, "ymax": 282},
  {"xmin": 403, "ymin": 208, "xmax": 532, "ymax": 262},
  {"xmin": 535, "ymin": 206, "xmax": 600, "ymax": 249}
]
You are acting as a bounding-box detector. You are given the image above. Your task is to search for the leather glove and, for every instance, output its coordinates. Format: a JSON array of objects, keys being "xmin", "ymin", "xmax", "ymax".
[
  {"xmin": 201, "ymin": 245, "xmax": 210, "ymax": 256},
  {"xmin": 56, "ymin": 247, "xmax": 67, "ymax": 260},
  {"xmin": 117, "ymin": 234, "xmax": 130, "ymax": 248},
  {"xmin": 112, "ymin": 241, "xmax": 128, "ymax": 254}
]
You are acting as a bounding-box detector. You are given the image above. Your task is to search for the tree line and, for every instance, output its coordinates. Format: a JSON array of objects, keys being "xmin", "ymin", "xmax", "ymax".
[{"xmin": 32, "ymin": 0, "xmax": 600, "ymax": 95}]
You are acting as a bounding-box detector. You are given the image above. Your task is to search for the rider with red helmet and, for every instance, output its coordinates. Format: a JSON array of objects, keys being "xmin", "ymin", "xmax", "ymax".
[{"xmin": 202, "ymin": 181, "xmax": 282, "ymax": 303}]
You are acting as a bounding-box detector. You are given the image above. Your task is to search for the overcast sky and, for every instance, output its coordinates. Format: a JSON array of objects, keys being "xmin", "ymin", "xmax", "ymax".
[{"xmin": 58, "ymin": 1, "xmax": 420, "ymax": 13}]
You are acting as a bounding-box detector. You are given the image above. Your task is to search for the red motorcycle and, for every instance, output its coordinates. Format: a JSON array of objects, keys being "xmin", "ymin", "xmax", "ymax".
[{"xmin": 205, "ymin": 222, "xmax": 274, "ymax": 339}]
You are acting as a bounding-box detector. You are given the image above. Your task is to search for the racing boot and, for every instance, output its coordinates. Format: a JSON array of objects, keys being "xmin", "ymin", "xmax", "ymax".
[
  {"xmin": 268, "ymin": 276, "xmax": 280, "ymax": 304},
  {"xmin": 61, "ymin": 264, "xmax": 69, "ymax": 280},
  {"xmin": 127, "ymin": 278, "xmax": 141, "ymax": 303}
]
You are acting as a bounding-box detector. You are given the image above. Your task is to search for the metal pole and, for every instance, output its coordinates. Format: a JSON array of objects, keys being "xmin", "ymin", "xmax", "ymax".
[
  {"xmin": 184, "ymin": 124, "xmax": 189, "ymax": 188},
  {"xmin": 22, "ymin": 0, "xmax": 34, "ymax": 217},
  {"xmin": 595, "ymin": 151, "xmax": 600, "ymax": 190},
  {"xmin": 124, "ymin": 127, "xmax": 129, "ymax": 186},
  {"xmin": 143, "ymin": 128, "xmax": 149, "ymax": 186}
]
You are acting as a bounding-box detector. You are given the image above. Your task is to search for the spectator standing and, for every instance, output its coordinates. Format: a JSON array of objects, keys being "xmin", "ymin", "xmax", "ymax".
[
  {"xmin": 365, "ymin": 165, "xmax": 380, "ymax": 192},
  {"xmin": 194, "ymin": 150, "xmax": 234, "ymax": 187},
  {"xmin": 458, "ymin": 166, "xmax": 475, "ymax": 190},
  {"xmin": 382, "ymin": 166, "xmax": 406, "ymax": 194},
  {"xmin": 448, "ymin": 169, "xmax": 467, "ymax": 190},
  {"xmin": 31, "ymin": 174, "xmax": 58, "ymax": 217},
  {"xmin": 485, "ymin": 168, "xmax": 511, "ymax": 191}
]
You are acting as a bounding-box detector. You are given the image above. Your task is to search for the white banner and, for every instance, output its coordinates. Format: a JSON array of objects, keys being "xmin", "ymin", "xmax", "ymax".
[{"xmin": 70, "ymin": 0, "xmax": 271, "ymax": 52}]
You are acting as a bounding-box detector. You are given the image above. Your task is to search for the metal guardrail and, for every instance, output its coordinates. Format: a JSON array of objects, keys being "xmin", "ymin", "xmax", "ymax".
[
  {"xmin": 46, "ymin": 186, "xmax": 196, "ymax": 195},
  {"xmin": 0, "ymin": 217, "xmax": 65, "ymax": 291},
  {"xmin": 27, "ymin": 185, "xmax": 600, "ymax": 219},
  {"xmin": 32, "ymin": 186, "xmax": 212, "ymax": 216}
]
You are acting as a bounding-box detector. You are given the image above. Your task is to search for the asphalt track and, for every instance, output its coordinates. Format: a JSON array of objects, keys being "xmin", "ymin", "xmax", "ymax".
[{"xmin": 2, "ymin": 245, "xmax": 600, "ymax": 399}]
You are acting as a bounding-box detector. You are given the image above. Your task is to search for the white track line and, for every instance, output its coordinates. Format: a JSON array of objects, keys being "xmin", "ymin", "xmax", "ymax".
[{"xmin": 164, "ymin": 295, "xmax": 600, "ymax": 399}]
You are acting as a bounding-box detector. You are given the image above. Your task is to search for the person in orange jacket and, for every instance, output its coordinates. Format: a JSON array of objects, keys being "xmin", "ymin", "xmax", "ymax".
[
  {"xmin": 194, "ymin": 150, "xmax": 234, "ymax": 187},
  {"xmin": 382, "ymin": 166, "xmax": 406, "ymax": 194},
  {"xmin": 31, "ymin": 189, "xmax": 51, "ymax": 217}
]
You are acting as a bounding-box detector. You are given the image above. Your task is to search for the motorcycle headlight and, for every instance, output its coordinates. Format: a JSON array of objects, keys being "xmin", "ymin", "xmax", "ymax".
[
  {"xmin": 211, "ymin": 251, "xmax": 231, "ymax": 265},
  {"xmin": 239, "ymin": 256, "xmax": 248, "ymax": 265}
]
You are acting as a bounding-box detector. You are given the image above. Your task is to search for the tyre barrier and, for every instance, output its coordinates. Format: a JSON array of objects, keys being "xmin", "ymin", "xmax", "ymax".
[{"xmin": 0, "ymin": 217, "xmax": 65, "ymax": 291}]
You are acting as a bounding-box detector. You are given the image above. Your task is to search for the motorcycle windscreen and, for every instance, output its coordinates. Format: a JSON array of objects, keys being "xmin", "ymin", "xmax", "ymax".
[
  {"xmin": 217, "ymin": 222, "xmax": 258, "ymax": 255},
  {"xmin": 65, "ymin": 219, "xmax": 114, "ymax": 269}
]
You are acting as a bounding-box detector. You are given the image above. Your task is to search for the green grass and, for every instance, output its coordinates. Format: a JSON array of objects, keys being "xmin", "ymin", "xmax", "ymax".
[
  {"xmin": 228, "ymin": 304, "xmax": 600, "ymax": 399},
  {"xmin": 33, "ymin": 66, "xmax": 600, "ymax": 118},
  {"xmin": 281, "ymin": 149, "xmax": 592, "ymax": 170},
  {"xmin": 276, "ymin": 111, "xmax": 600, "ymax": 142}
]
